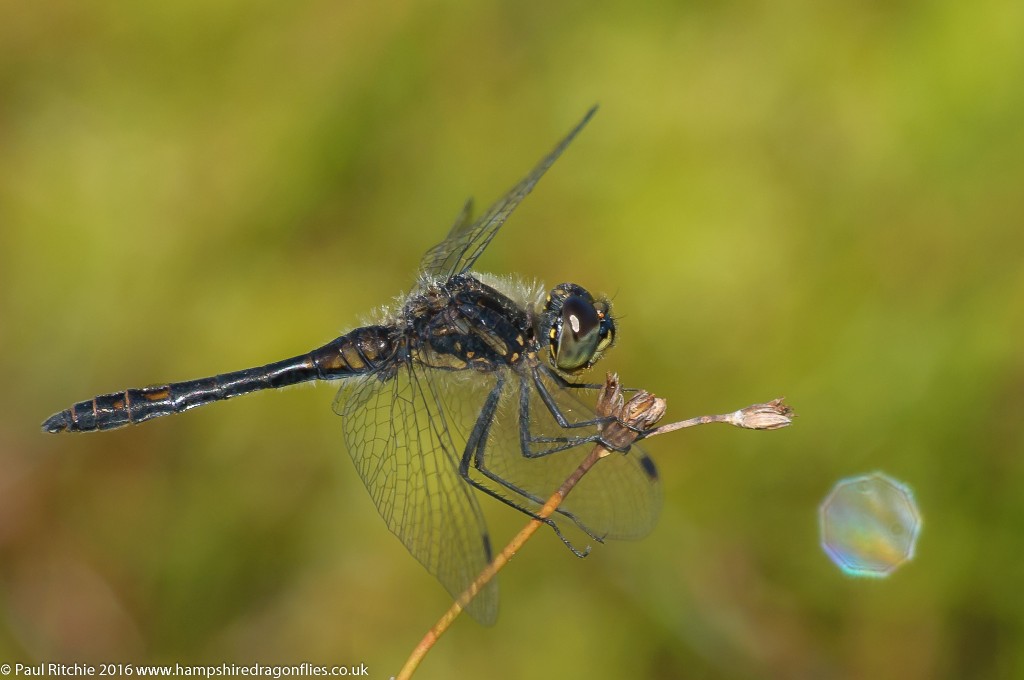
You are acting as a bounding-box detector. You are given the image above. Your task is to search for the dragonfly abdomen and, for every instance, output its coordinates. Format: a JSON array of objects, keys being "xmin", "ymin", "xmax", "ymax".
[
  {"xmin": 308, "ymin": 325, "xmax": 397, "ymax": 379},
  {"xmin": 42, "ymin": 326, "xmax": 398, "ymax": 433}
]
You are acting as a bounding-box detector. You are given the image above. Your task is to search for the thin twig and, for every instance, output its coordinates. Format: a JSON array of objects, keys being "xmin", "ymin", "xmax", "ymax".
[
  {"xmin": 644, "ymin": 397, "xmax": 795, "ymax": 437},
  {"xmin": 394, "ymin": 375, "xmax": 793, "ymax": 679}
]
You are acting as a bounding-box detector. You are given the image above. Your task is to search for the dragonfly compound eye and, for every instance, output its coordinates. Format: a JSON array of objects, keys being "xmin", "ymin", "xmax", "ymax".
[{"xmin": 554, "ymin": 295, "xmax": 602, "ymax": 371}]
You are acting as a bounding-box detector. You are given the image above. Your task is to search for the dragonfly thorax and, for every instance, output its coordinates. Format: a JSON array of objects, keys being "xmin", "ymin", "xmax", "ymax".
[{"xmin": 404, "ymin": 273, "xmax": 535, "ymax": 372}]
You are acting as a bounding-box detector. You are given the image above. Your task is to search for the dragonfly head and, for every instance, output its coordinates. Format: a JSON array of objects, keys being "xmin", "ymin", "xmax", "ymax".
[{"xmin": 541, "ymin": 283, "xmax": 615, "ymax": 374}]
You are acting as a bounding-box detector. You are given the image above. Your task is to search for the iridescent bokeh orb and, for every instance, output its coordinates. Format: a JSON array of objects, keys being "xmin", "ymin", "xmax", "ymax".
[{"xmin": 819, "ymin": 472, "xmax": 922, "ymax": 577}]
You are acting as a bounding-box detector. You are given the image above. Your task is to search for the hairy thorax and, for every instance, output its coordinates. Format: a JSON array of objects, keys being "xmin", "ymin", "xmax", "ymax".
[{"xmin": 404, "ymin": 274, "xmax": 538, "ymax": 373}]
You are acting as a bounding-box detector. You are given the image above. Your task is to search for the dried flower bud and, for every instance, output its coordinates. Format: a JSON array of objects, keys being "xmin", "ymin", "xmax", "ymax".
[
  {"xmin": 596, "ymin": 373, "xmax": 625, "ymax": 421},
  {"xmin": 596, "ymin": 373, "xmax": 667, "ymax": 453},
  {"xmin": 728, "ymin": 398, "xmax": 794, "ymax": 430}
]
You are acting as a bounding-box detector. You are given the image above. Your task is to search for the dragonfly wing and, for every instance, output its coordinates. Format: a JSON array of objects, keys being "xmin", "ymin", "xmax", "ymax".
[
  {"xmin": 418, "ymin": 106, "xmax": 597, "ymax": 279},
  {"xmin": 333, "ymin": 361, "xmax": 500, "ymax": 625}
]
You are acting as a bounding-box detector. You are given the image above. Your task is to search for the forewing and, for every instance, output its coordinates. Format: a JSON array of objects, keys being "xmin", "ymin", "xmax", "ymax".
[
  {"xmin": 475, "ymin": 366, "xmax": 662, "ymax": 542},
  {"xmin": 333, "ymin": 363, "xmax": 500, "ymax": 625},
  {"xmin": 418, "ymin": 106, "xmax": 597, "ymax": 279}
]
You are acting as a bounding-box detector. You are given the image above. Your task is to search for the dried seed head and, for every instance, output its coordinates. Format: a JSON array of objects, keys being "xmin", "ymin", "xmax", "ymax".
[
  {"xmin": 729, "ymin": 398, "xmax": 794, "ymax": 430},
  {"xmin": 596, "ymin": 373, "xmax": 667, "ymax": 453}
]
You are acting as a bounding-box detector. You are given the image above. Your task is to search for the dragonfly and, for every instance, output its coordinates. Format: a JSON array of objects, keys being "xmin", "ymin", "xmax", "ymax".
[{"xmin": 42, "ymin": 107, "xmax": 662, "ymax": 625}]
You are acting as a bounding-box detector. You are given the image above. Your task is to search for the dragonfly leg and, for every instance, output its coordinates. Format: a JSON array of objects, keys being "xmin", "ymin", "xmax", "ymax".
[
  {"xmin": 467, "ymin": 375, "xmax": 610, "ymax": 544},
  {"xmin": 530, "ymin": 365, "xmax": 645, "ymax": 450},
  {"xmin": 456, "ymin": 377, "xmax": 596, "ymax": 556}
]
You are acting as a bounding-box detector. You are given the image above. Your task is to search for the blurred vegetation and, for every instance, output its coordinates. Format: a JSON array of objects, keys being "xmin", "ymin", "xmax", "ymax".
[{"xmin": 2, "ymin": 1, "xmax": 1023, "ymax": 678}]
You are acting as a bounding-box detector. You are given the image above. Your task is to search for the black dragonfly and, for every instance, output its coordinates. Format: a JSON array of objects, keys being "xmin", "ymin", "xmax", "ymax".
[{"xmin": 42, "ymin": 107, "xmax": 661, "ymax": 624}]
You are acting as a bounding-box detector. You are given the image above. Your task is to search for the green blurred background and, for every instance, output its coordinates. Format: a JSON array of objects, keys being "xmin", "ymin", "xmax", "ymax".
[{"xmin": 2, "ymin": 1, "xmax": 1022, "ymax": 678}]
